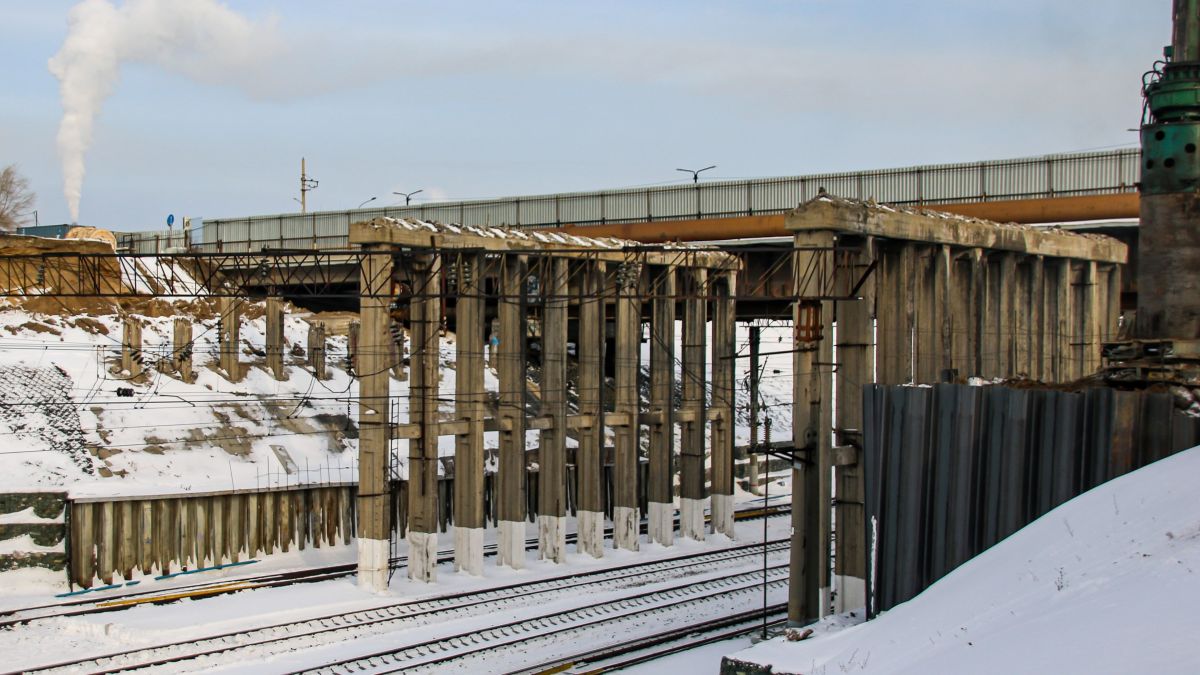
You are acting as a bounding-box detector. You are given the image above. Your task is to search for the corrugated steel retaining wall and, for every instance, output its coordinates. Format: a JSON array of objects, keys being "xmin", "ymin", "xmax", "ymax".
[{"xmin": 861, "ymin": 383, "xmax": 1198, "ymax": 617}]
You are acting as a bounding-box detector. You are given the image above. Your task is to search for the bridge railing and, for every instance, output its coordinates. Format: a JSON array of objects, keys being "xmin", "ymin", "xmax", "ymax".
[{"xmin": 122, "ymin": 149, "xmax": 1141, "ymax": 254}]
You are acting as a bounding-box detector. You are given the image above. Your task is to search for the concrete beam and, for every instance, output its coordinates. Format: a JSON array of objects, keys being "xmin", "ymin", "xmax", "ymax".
[{"xmin": 787, "ymin": 195, "xmax": 1127, "ymax": 263}]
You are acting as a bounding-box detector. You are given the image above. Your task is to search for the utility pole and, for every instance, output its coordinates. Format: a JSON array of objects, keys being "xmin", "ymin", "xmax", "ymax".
[
  {"xmin": 300, "ymin": 158, "xmax": 319, "ymax": 213},
  {"xmin": 749, "ymin": 325, "xmax": 761, "ymax": 494}
]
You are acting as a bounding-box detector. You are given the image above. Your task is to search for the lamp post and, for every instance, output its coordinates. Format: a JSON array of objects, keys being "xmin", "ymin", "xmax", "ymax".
[
  {"xmin": 393, "ymin": 189, "xmax": 424, "ymax": 206},
  {"xmin": 357, "ymin": 197, "xmax": 377, "ymax": 208},
  {"xmin": 677, "ymin": 165, "xmax": 716, "ymax": 217}
]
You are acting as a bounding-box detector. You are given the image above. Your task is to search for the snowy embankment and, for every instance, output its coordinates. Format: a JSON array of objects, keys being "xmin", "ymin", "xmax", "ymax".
[{"xmin": 725, "ymin": 445, "xmax": 1200, "ymax": 674}]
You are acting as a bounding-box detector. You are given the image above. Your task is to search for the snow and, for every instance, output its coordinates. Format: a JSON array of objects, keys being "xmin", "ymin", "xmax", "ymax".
[
  {"xmin": 726, "ymin": 445, "xmax": 1200, "ymax": 675},
  {"xmin": 0, "ymin": 507, "xmax": 63, "ymax": 524},
  {"xmin": 0, "ymin": 534, "xmax": 64, "ymax": 554}
]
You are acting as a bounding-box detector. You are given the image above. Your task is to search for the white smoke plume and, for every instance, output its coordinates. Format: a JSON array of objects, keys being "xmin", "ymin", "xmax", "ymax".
[{"xmin": 48, "ymin": 0, "xmax": 286, "ymax": 222}]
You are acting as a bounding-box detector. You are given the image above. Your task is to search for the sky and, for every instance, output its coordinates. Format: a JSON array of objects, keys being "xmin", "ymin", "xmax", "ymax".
[{"xmin": 0, "ymin": 1, "xmax": 1172, "ymax": 232}]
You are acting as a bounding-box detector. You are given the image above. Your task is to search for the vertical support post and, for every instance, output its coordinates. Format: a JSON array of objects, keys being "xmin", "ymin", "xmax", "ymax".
[
  {"xmin": 348, "ymin": 321, "xmax": 361, "ymax": 375},
  {"xmin": 647, "ymin": 265, "xmax": 677, "ymax": 546},
  {"xmin": 998, "ymin": 254, "xmax": 1017, "ymax": 378},
  {"xmin": 1029, "ymin": 256, "xmax": 1046, "ymax": 381},
  {"xmin": 454, "ymin": 254, "xmax": 485, "ymax": 575},
  {"xmin": 967, "ymin": 248, "xmax": 986, "ymax": 378},
  {"xmin": 949, "ymin": 250, "xmax": 971, "ymax": 377},
  {"xmin": 833, "ymin": 237, "xmax": 874, "ymax": 613},
  {"xmin": 356, "ymin": 245, "xmax": 392, "ymax": 592},
  {"xmin": 172, "ymin": 317, "xmax": 194, "ymax": 384},
  {"xmin": 790, "ymin": 229, "xmax": 834, "ymax": 626},
  {"xmin": 497, "ymin": 254, "xmax": 529, "ymax": 569},
  {"xmin": 1054, "ymin": 259, "xmax": 1074, "ymax": 382},
  {"xmin": 748, "ymin": 326, "xmax": 762, "ymax": 495},
  {"xmin": 308, "ymin": 322, "xmax": 327, "ymax": 380},
  {"xmin": 612, "ymin": 258, "xmax": 642, "ymax": 551},
  {"xmin": 710, "ymin": 270, "xmax": 737, "ymax": 539},
  {"xmin": 538, "ymin": 257, "xmax": 569, "ymax": 562},
  {"xmin": 1083, "ymin": 260, "xmax": 1102, "ymax": 375},
  {"xmin": 1106, "ymin": 263, "xmax": 1123, "ymax": 341},
  {"xmin": 679, "ymin": 267, "xmax": 708, "ymax": 541},
  {"xmin": 576, "ymin": 260, "xmax": 607, "ymax": 557},
  {"xmin": 912, "ymin": 245, "xmax": 939, "ymax": 383},
  {"xmin": 935, "ymin": 245, "xmax": 952, "ymax": 378},
  {"xmin": 408, "ymin": 253, "xmax": 441, "ymax": 582},
  {"xmin": 266, "ymin": 296, "xmax": 285, "ymax": 381},
  {"xmin": 218, "ymin": 297, "xmax": 241, "ymax": 382},
  {"xmin": 121, "ymin": 317, "xmax": 143, "ymax": 379}
]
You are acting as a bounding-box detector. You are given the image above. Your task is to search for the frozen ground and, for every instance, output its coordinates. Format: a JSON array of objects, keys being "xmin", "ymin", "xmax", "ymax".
[{"xmin": 726, "ymin": 444, "xmax": 1200, "ymax": 675}]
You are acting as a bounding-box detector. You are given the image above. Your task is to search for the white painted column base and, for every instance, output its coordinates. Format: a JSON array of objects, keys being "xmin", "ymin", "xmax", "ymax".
[
  {"xmin": 497, "ymin": 519, "xmax": 525, "ymax": 569},
  {"xmin": 612, "ymin": 506, "xmax": 640, "ymax": 551},
  {"xmin": 710, "ymin": 493, "xmax": 735, "ymax": 539},
  {"xmin": 680, "ymin": 497, "xmax": 706, "ymax": 542},
  {"xmin": 576, "ymin": 510, "xmax": 605, "ymax": 558},
  {"xmin": 357, "ymin": 537, "xmax": 389, "ymax": 593},
  {"xmin": 407, "ymin": 530, "xmax": 438, "ymax": 583},
  {"xmin": 820, "ymin": 585, "xmax": 832, "ymax": 619},
  {"xmin": 835, "ymin": 575, "xmax": 866, "ymax": 614},
  {"xmin": 454, "ymin": 526, "xmax": 484, "ymax": 576},
  {"xmin": 538, "ymin": 515, "xmax": 566, "ymax": 563},
  {"xmin": 647, "ymin": 501, "xmax": 674, "ymax": 546}
]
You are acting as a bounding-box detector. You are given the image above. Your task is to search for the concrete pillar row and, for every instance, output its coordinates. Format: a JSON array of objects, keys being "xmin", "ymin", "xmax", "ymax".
[
  {"xmin": 612, "ymin": 259, "xmax": 643, "ymax": 552},
  {"xmin": 710, "ymin": 271, "xmax": 737, "ymax": 539}
]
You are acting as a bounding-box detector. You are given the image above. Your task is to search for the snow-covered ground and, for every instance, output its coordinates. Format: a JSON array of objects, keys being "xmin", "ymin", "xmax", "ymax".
[{"xmin": 726, "ymin": 444, "xmax": 1200, "ymax": 675}]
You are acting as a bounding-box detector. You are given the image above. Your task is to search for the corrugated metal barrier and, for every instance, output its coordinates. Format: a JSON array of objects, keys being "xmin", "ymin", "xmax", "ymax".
[
  {"xmin": 122, "ymin": 149, "xmax": 1139, "ymax": 253},
  {"xmin": 861, "ymin": 383, "xmax": 1198, "ymax": 617}
]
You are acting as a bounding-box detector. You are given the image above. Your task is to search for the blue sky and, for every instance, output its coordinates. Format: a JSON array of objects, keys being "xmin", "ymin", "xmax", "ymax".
[{"xmin": 0, "ymin": 1, "xmax": 1171, "ymax": 231}]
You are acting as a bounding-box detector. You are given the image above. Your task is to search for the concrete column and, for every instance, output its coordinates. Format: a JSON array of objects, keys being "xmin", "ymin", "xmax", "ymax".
[
  {"xmin": 980, "ymin": 254, "xmax": 1001, "ymax": 378},
  {"xmin": 538, "ymin": 257, "xmax": 569, "ymax": 562},
  {"xmin": 966, "ymin": 249, "xmax": 986, "ymax": 378},
  {"xmin": 1029, "ymin": 257, "xmax": 1046, "ymax": 381},
  {"xmin": 790, "ymin": 229, "xmax": 834, "ymax": 626},
  {"xmin": 935, "ymin": 244, "xmax": 953, "ymax": 379},
  {"xmin": 1105, "ymin": 263, "xmax": 1123, "ymax": 342},
  {"xmin": 172, "ymin": 317, "xmax": 194, "ymax": 383},
  {"xmin": 647, "ymin": 265, "xmax": 676, "ymax": 546},
  {"xmin": 356, "ymin": 246, "xmax": 393, "ymax": 592},
  {"xmin": 612, "ymin": 260, "xmax": 642, "ymax": 551},
  {"xmin": 912, "ymin": 245, "xmax": 940, "ymax": 383},
  {"xmin": 348, "ymin": 320, "xmax": 361, "ymax": 375},
  {"xmin": 454, "ymin": 254, "xmax": 485, "ymax": 575},
  {"xmin": 266, "ymin": 296, "xmax": 285, "ymax": 381},
  {"xmin": 833, "ymin": 237, "xmax": 874, "ymax": 613},
  {"xmin": 949, "ymin": 250, "xmax": 972, "ymax": 378},
  {"xmin": 308, "ymin": 322, "xmax": 327, "ymax": 380},
  {"xmin": 575, "ymin": 260, "xmax": 606, "ymax": 558},
  {"xmin": 679, "ymin": 267, "xmax": 708, "ymax": 542},
  {"xmin": 1082, "ymin": 260, "xmax": 1102, "ymax": 376},
  {"xmin": 121, "ymin": 317, "xmax": 143, "ymax": 379},
  {"xmin": 407, "ymin": 253, "xmax": 441, "ymax": 583},
  {"xmin": 709, "ymin": 271, "xmax": 736, "ymax": 539},
  {"xmin": 217, "ymin": 297, "xmax": 241, "ymax": 382},
  {"xmin": 497, "ymin": 254, "xmax": 528, "ymax": 569},
  {"xmin": 1012, "ymin": 258, "xmax": 1031, "ymax": 378},
  {"xmin": 876, "ymin": 244, "xmax": 912, "ymax": 385},
  {"xmin": 998, "ymin": 254, "xmax": 1017, "ymax": 378},
  {"xmin": 1053, "ymin": 259, "xmax": 1074, "ymax": 382}
]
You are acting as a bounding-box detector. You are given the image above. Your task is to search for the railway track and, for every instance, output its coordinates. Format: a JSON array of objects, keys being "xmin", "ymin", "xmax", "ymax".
[
  {"xmin": 0, "ymin": 502, "xmax": 789, "ymax": 630},
  {"xmin": 13, "ymin": 540, "xmax": 790, "ymax": 674},
  {"xmin": 293, "ymin": 566, "xmax": 790, "ymax": 674},
  {"xmin": 524, "ymin": 605, "xmax": 788, "ymax": 674}
]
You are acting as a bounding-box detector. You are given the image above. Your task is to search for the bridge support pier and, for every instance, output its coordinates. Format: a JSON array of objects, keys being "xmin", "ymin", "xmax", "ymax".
[
  {"xmin": 575, "ymin": 260, "xmax": 607, "ymax": 558},
  {"xmin": 647, "ymin": 265, "xmax": 676, "ymax": 547},
  {"xmin": 680, "ymin": 268, "xmax": 708, "ymax": 542},
  {"xmin": 538, "ymin": 258, "xmax": 570, "ymax": 563},
  {"xmin": 454, "ymin": 253, "xmax": 486, "ymax": 576},
  {"xmin": 496, "ymin": 255, "xmax": 528, "ymax": 570}
]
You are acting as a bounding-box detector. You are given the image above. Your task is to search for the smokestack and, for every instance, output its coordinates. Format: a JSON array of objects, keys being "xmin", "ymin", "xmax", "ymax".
[{"xmin": 47, "ymin": 0, "xmax": 284, "ymax": 223}]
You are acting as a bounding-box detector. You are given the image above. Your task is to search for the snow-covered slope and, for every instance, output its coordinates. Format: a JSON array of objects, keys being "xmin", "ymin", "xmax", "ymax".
[{"xmin": 726, "ymin": 445, "xmax": 1200, "ymax": 674}]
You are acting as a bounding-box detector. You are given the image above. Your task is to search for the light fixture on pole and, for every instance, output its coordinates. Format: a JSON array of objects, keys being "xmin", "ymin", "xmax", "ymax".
[
  {"xmin": 357, "ymin": 197, "xmax": 377, "ymax": 208},
  {"xmin": 676, "ymin": 165, "xmax": 716, "ymax": 184},
  {"xmin": 393, "ymin": 189, "xmax": 424, "ymax": 206}
]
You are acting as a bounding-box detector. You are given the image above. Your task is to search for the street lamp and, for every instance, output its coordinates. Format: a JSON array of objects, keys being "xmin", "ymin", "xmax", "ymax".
[
  {"xmin": 357, "ymin": 197, "xmax": 377, "ymax": 208},
  {"xmin": 393, "ymin": 189, "xmax": 424, "ymax": 206},
  {"xmin": 676, "ymin": 165, "xmax": 716, "ymax": 184}
]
